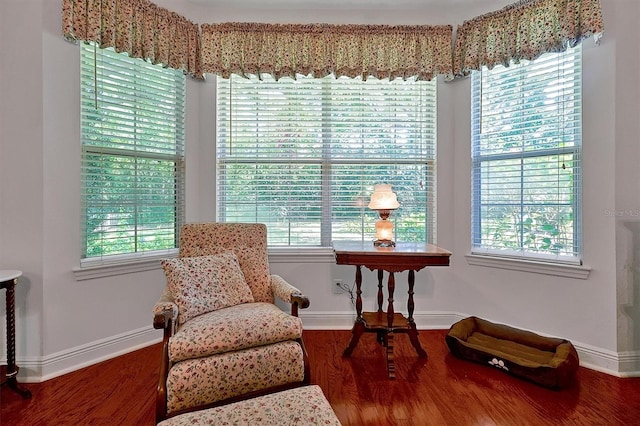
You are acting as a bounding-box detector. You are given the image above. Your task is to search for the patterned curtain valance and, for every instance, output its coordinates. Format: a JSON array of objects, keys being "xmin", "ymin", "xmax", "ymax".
[
  {"xmin": 200, "ymin": 22, "xmax": 453, "ymax": 81},
  {"xmin": 453, "ymin": 0, "xmax": 603, "ymax": 77},
  {"xmin": 62, "ymin": 0, "xmax": 202, "ymax": 79}
]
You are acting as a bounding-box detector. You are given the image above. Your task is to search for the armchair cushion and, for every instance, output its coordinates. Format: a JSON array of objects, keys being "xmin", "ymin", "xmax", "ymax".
[
  {"xmin": 161, "ymin": 252, "xmax": 254, "ymax": 324},
  {"xmin": 169, "ymin": 302, "xmax": 303, "ymax": 363}
]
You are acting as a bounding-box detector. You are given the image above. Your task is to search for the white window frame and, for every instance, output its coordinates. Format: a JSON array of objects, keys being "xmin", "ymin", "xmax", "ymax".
[
  {"xmin": 470, "ymin": 46, "xmax": 586, "ymax": 274},
  {"xmin": 216, "ymin": 74, "xmax": 437, "ymax": 248},
  {"xmin": 77, "ymin": 43, "xmax": 185, "ymax": 273}
]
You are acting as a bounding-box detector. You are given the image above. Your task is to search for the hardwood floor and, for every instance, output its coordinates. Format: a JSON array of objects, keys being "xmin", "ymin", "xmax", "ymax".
[{"xmin": 1, "ymin": 330, "xmax": 639, "ymax": 425}]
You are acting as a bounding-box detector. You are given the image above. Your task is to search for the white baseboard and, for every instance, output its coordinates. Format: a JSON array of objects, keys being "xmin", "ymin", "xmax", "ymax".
[
  {"xmin": 617, "ymin": 351, "xmax": 640, "ymax": 377},
  {"xmin": 300, "ymin": 310, "xmax": 465, "ymax": 330},
  {"xmin": 571, "ymin": 346, "xmax": 640, "ymax": 377},
  {"xmin": 11, "ymin": 311, "xmax": 640, "ymax": 382},
  {"xmin": 300, "ymin": 311, "xmax": 356, "ymax": 330},
  {"xmin": 301, "ymin": 310, "xmax": 640, "ymax": 377},
  {"xmin": 17, "ymin": 326, "xmax": 161, "ymax": 383}
]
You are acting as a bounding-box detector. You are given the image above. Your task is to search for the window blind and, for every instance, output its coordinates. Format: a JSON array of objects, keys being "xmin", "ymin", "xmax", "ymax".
[
  {"xmin": 80, "ymin": 43, "xmax": 185, "ymax": 262},
  {"xmin": 217, "ymin": 74, "xmax": 437, "ymax": 247},
  {"xmin": 471, "ymin": 46, "xmax": 582, "ymax": 263}
]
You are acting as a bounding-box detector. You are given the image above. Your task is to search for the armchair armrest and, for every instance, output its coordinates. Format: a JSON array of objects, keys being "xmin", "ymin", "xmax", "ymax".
[
  {"xmin": 153, "ymin": 286, "xmax": 179, "ymax": 330},
  {"xmin": 270, "ymin": 274, "xmax": 310, "ymax": 316},
  {"xmin": 153, "ymin": 308, "xmax": 173, "ymax": 330}
]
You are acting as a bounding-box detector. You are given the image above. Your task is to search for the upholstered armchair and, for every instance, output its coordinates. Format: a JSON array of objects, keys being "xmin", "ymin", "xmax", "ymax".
[{"xmin": 152, "ymin": 223, "xmax": 310, "ymax": 422}]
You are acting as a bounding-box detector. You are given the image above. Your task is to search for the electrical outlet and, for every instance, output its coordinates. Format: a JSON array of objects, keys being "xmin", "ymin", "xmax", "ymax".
[{"xmin": 332, "ymin": 279, "xmax": 345, "ymax": 294}]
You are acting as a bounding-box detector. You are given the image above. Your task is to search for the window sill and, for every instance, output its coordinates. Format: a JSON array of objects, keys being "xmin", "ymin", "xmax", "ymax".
[
  {"xmin": 73, "ymin": 251, "xmax": 178, "ymax": 281},
  {"xmin": 73, "ymin": 247, "xmax": 335, "ymax": 280},
  {"xmin": 465, "ymin": 254, "xmax": 591, "ymax": 279},
  {"xmin": 268, "ymin": 247, "xmax": 336, "ymax": 263}
]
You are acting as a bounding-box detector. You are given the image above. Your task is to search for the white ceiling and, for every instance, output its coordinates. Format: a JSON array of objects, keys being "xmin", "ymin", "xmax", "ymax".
[{"xmin": 187, "ymin": 0, "xmax": 484, "ymax": 10}]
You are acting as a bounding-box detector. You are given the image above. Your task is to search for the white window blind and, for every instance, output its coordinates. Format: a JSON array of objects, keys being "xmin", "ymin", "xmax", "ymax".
[
  {"xmin": 471, "ymin": 46, "xmax": 582, "ymax": 263},
  {"xmin": 80, "ymin": 43, "xmax": 185, "ymax": 262},
  {"xmin": 217, "ymin": 74, "xmax": 437, "ymax": 247}
]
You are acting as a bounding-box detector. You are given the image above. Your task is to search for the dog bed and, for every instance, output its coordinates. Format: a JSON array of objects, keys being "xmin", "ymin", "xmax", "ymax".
[{"xmin": 445, "ymin": 316, "xmax": 579, "ymax": 389}]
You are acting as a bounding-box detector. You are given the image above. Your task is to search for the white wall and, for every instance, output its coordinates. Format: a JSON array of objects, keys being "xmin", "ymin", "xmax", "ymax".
[
  {"xmin": 1, "ymin": 0, "xmax": 638, "ymax": 381},
  {"xmin": 612, "ymin": 0, "xmax": 640, "ymax": 374},
  {"xmin": 0, "ymin": 0, "xmax": 45, "ymax": 371}
]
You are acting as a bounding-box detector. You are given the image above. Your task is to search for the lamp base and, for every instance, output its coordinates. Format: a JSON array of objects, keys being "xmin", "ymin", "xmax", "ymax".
[{"xmin": 373, "ymin": 239, "xmax": 396, "ymax": 248}]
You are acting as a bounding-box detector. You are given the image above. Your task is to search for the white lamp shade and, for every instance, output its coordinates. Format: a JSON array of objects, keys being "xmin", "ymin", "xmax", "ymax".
[{"xmin": 368, "ymin": 184, "xmax": 400, "ymax": 210}]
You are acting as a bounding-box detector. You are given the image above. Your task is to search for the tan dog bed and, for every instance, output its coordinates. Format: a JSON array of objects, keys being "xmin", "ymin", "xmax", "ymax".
[{"xmin": 445, "ymin": 316, "xmax": 579, "ymax": 389}]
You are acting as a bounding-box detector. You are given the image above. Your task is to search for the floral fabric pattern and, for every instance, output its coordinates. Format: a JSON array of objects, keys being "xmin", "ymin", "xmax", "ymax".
[
  {"xmin": 154, "ymin": 222, "xmax": 310, "ymax": 417},
  {"xmin": 161, "ymin": 253, "xmax": 254, "ymax": 324},
  {"xmin": 179, "ymin": 223, "xmax": 273, "ymax": 303},
  {"xmin": 62, "ymin": 0, "xmax": 604, "ymax": 83},
  {"xmin": 271, "ymin": 274, "xmax": 303, "ymax": 304},
  {"xmin": 166, "ymin": 341, "xmax": 305, "ymax": 413},
  {"xmin": 61, "ymin": 0, "xmax": 202, "ymax": 79},
  {"xmin": 200, "ymin": 23, "xmax": 453, "ymax": 81},
  {"xmin": 62, "ymin": 1, "xmax": 603, "ymax": 83},
  {"xmin": 169, "ymin": 302, "xmax": 303, "ymax": 363},
  {"xmin": 153, "ymin": 286, "xmax": 179, "ymax": 324},
  {"xmin": 158, "ymin": 385, "xmax": 341, "ymax": 426},
  {"xmin": 453, "ymin": 0, "xmax": 604, "ymax": 77}
]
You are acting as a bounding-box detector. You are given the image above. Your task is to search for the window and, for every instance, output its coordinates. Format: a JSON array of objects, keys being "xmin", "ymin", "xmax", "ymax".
[
  {"xmin": 80, "ymin": 43, "xmax": 185, "ymax": 263},
  {"xmin": 217, "ymin": 74, "xmax": 437, "ymax": 246},
  {"xmin": 471, "ymin": 46, "xmax": 582, "ymax": 263}
]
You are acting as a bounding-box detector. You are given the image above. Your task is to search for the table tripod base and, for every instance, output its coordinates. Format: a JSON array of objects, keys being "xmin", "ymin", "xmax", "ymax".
[{"xmin": 1, "ymin": 365, "xmax": 32, "ymax": 399}]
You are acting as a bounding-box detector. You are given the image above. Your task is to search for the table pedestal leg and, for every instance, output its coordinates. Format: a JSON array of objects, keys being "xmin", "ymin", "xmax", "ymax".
[
  {"xmin": 3, "ymin": 370, "xmax": 32, "ymax": 399},
  {"xmin": 386, "ymin": 332, "xmax": 396, "ymax": 379},
  {"xmin": 2, "ymin": 278, "xmax": 32, "ymax": 398},
  {"xmin": 375, "ymin": 269, "xmax": 386, "ymax": 347},
  {"xmin": 343, "ymin": 320, "xmax": 365, "ymax": 357},
  {"xmin": 407, "ymin": 323, "xmax": 428, "ymax": 358},
  {"xmin": 386, "ymin": 272, "xmax": 396, "ymax": 379},
  {"xmin": 407, "ymin": 270, "xmax": 427, "ymax": 358},
  {"xmin": 376, "ymin": 269, "xmax": 384, "ymax": 313},
  {"xmin": 343, "ymin": 265, "xmax": 363, "ymax": 357},
  {"xmin": 342, "ymin": 265, "xmax": 429, "ymax": 376}
]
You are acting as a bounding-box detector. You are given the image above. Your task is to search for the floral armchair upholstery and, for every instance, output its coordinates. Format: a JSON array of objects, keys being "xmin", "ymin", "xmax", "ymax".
[{"xmin": 153, "ymin": 223, "xmax": 310, "ymax": 422}]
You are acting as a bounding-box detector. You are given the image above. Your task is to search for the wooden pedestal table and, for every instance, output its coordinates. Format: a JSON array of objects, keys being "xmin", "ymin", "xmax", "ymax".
[
  {"xmin": 332, "ymin": 241, "xmax": 451, "ymax": 379},
  {"xmin": 1, "ymin": 270, "xmax": 32, "ymax": 398}
]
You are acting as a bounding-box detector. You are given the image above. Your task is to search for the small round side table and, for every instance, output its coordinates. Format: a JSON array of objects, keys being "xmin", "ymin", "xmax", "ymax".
[{"xmin": 0, "ymin": 270, "xmax": 32, "ymax": 398}]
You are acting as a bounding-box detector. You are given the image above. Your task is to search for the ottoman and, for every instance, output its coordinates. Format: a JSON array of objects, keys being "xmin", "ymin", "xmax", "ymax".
[{"xmin": 157, "ymin": 385, "xmax": 341, "ymax": 425}]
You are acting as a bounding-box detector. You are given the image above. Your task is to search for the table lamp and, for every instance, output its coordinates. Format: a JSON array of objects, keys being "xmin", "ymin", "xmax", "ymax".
[{"xmin": 368, "ymin": 184, "xmax": 400, "ymax": 247}]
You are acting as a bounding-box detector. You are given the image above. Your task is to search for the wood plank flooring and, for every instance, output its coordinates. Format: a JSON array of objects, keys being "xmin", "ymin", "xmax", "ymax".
[{"xmin": 1, "ymin": 330, "xmax": 639, "ymax": 425}]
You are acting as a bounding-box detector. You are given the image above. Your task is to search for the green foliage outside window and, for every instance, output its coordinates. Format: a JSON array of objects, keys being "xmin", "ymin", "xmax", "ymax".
[
  {"xmin": 217, "ymin": 74, "xmax": 437, "ymax": 246},
  {"xmin": 80, "ymin": 43, "xmax": 185, "ymax": 259},
  {"xmin": 472, "ymin": 46, "xmax": 582, "ymax": 262}
]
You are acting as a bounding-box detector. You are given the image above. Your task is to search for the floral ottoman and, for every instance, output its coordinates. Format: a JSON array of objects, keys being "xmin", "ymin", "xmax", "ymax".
[{"xmin": 157, "ymin": 385, "xmax": 341, "ymax": 425}]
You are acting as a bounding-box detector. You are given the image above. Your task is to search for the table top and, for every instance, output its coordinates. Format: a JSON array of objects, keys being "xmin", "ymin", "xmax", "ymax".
[
  {"xmin": 332, "ymin": 241, "xmax": 451, "ymax": 271},
  {"xmin": 0, "ymin": 270, "xmax": 22, "ymax": 282},
  {"xmin": 332, "ymin": 240, "xmax": 451, "ymax": 257}
]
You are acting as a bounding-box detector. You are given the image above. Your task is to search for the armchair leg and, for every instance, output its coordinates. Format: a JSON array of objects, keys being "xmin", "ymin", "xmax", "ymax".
[{"xmin": 156, "ymin": 327, "xmax": 171, "ymax": 423}]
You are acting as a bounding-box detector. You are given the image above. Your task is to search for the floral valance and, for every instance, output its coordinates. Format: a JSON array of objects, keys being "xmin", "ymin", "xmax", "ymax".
[
  {"xmin": 453, "ymin": 0, "xmax": 603, "ymax": 77},
  {"xmin": 61, "ymin": 0, "xmax": 605, "ymax": 82},
  {"xmin": 200, "ymin": 23, "xmax": 453, "ymax": 81},
  {"xmin": 62, "ymin": 0, "xmax": 202, "ymax": 79}
]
